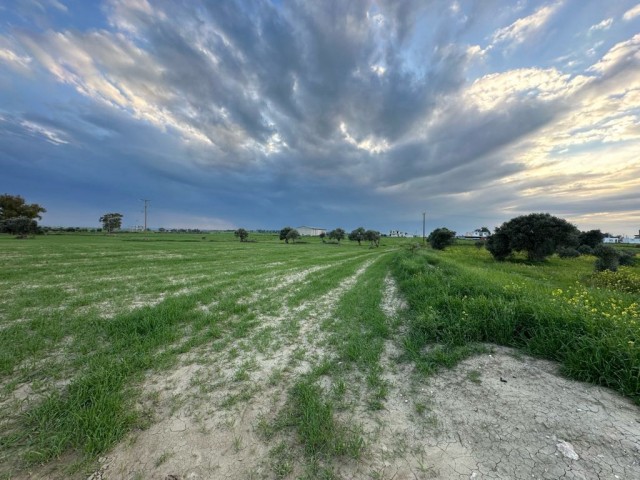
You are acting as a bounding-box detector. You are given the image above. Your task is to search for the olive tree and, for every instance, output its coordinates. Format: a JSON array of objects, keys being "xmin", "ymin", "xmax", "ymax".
[
  {"xmin": 234, "ymin": 228, "xmax": 249, "ymax": 242},
  {"xmin": 427, "ymin": 227, "xmax": 456, "ymax": 250},
  {"xmin": 348, "ymin": 227, "xmax": 366, "ymax": 245},
  {"xmin": 487, "ymin": 213, "xmax": 579, "ymax": 262}
]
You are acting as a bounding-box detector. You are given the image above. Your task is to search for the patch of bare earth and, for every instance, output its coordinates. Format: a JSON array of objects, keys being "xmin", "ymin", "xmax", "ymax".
[
  {"xmin": 84, "ymin": 259, "xmax": 375, "ymax": 480},
  {"xmin": 336, "ymin": 275, "xmax": 640, "ymax": 479}
]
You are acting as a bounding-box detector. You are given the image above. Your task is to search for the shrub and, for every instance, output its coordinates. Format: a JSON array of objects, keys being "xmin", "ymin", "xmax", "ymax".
[
  {"xmin": 427, "ymin": 228, "xmax": 456, "ymax": 250},
  {"xmin": 577, "ymin": 244, "xmax": 594, "ymax": 255},
  {"xmin": 557, "ymin": 246, "xmax": 580, "ymax": 258},
  {"xmin": 590, "ymin": 267, "xmax": 640, "ymax": 294},
  {"xmin": 593, "ymin": 244, "xmax": 620, "ymax": 272},
  {"xmin": 619, "ymin": 250, "xmax": 636, "ymax": 267}
]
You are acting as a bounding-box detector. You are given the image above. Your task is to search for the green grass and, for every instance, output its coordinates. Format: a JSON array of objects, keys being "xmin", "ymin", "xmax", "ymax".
[
  {"xmin": 392, "ymin": 243, "xmax": 640, "ymax": 403},
  {"xmin": 0, "ymin": 232, "xmax": 407, "ymax": 476},
  {"xmin": 3, "ymin": 231, "xmax": 638, "ymax": 476}
]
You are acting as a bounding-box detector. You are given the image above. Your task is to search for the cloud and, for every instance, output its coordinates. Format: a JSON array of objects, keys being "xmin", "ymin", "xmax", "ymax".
[
  {"xmin": 2, "ymin": 1, "xmax": 640, "ymax": 235},
  {"xmin": 589, "ymin": 18, "xmax": 613, "ymax": 32},
  {"xmin": 623, "ymin": 3, "xmax": 640, "ymax": 21},
  {"xmin": 490, "ymin": 3, "xmax": 561, "ymax": 47}
]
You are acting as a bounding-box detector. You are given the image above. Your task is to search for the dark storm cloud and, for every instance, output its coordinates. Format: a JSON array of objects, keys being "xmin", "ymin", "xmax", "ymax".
[{"xmin": 2, "ymin": 0, "xmax": 640, "ymax": 233}]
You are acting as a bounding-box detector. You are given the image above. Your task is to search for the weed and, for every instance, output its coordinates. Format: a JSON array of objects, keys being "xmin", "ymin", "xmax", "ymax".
[{"xmin": 467, "ymin": 370, "xmax": 482, "ymax": 384}]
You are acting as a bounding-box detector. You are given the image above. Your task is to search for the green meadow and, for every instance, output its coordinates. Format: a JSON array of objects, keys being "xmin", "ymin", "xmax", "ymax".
[{"xmin": 0, "ymin": 233, "xmax": 638, "ymax": 478}]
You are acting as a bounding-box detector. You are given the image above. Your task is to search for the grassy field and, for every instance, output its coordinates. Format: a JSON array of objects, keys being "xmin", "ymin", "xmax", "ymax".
[{"xmin": 0, "ymin": 233, "xmax": 638, "ymax": 478}]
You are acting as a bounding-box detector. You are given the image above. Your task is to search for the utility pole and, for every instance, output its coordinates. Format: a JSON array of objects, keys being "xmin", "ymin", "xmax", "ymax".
[
  {"xmin": 422, "ymin": 211, "xmax": 426, "ymax": 244},
  {"xmin": 141, "ymin": 199, "xmax": 150, "ymax": 232}
]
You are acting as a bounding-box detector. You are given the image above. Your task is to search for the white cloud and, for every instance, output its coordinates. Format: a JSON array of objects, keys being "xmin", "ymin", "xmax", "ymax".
[
  {"xmin": 588, "ymin": 33, "xmax": 640, "ymax": 74},
  {"xmin": 0, "ymin": 48, "xmax": 32, "ymax": 70},
  {"xmin": 491, "ymin": 3, "xmax": 560, "ymax": 46},
  {"xmin": 20, "ymin": 120, "xmax": 69, "ymax": 145},
  {"xmin": 340, "ymin": 122, "xmax": 389, "ymax": 154},
  {"xmin": 464, "ymin": 68, "xmax": 589, "ymax": 111},
  {"xmin": 622, "ymin": 3, "xmax": 640, "ymax": 21},
  {"xmin": 589, "ymin": 18, "xmax": 613, "ymax": 32}
]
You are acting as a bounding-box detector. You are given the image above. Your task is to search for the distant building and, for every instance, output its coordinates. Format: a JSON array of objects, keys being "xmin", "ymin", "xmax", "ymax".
[
  {"xmin": 296, "ymin": 226, "xmax": 326, "ymax": 236},
  {"xmin": 621, "ymin": 237, "xmax": 640, "ymax": 244},
  {"xmin": 463, "ymin": 230, "xmax": 491, "ymax": 239},
  {"xmin": 603, "ymin": 237, "xmax": 620, "ymax": 244}
]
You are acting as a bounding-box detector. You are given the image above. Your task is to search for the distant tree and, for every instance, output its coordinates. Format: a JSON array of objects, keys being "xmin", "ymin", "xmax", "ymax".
[
  {"xmin": 279, "ymin": 226, "xmax": 293, "ymax": 243},
  {"xmin": 478, "ymin": 227, "xmax": 491, "ymax": 234},
  {"xmin": 234, "ymin": 228, "xmax": 249, "ymax": 242},
  {"xmin": 348, "ymin": 227, "xmax": 366, "ymax": 245},
  {"xmin": 286, "ymin": 228, "xmax": 300, "ymax": 244},
  {"xmin": 319, "ymin": 231, "xmax": 326, "ymax": 243},
  {"xmin": 487, "ymin": 213, "xmax": 579, "ymax": 262},
  {"xmin": 428, "ymin": 227, "xmax": 456, "ymax": 250},
  {"xmin": 0, "ymin": 194, "xmax": 46, "ymax": 220},
  {"xmin": 364, "ymin": 229, "xmax": 381, "ymax": 247},
  {"xmin": 578, "ymin": 229, "xmax": 604, "ymax": 249},
  {"xmin": 100, "ymin": 213, "xmax": 123, "ymax": 233},
  {"xmin": 0, "ymin": 216, "xmax": 39, "ymax": 238},
  {"xmin": 328, "ymin": 228, "xmax": 345, "ymax": 243}
]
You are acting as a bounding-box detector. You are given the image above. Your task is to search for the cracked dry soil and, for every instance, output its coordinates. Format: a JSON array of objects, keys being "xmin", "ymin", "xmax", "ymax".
[{"xmin": 75, "ymin": 271, "xmax": 640, "ymax": 479}]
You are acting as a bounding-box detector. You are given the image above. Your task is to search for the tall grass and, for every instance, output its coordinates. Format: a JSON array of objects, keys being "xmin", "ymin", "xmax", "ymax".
[{"xmin": 392, "ymin": 245, "xmax": 640, "ymax": 404}]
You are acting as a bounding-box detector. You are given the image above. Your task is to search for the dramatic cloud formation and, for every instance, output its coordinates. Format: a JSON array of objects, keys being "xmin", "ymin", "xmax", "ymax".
[{"xmin": 1, "ymin": 0, "xmax": 639, "ymax": 235}]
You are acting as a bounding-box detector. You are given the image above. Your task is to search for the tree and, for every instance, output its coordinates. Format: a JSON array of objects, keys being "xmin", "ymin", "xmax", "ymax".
[
  {"xmin": 286, "ymin": 228, "xmax": 300, "ymax": 243},
  {"xmin": 486, "ymin": 231, "xmax": 511, "ymax": 260},
  {"xmin": 478, "ymin": 227, "xmax": 490, "ymax": 234},
  {"xmin": 364, "ymin": 229, "xmax": 380, "ymax": 247},
  {"xmin": 319, "ymin": 231, "xmax": 326, "ymax": 243},
  {"xmin": 578, "ymin": 229, "xmax": 604, "ymax": 249},
  {"xmin": 279, "ymin": 226, "xmax": 293, "ymax": 243},
  {"xmin": 100, "ymin": 213, "xmax": 123, "ymax": 233},
  {"xmin": 234, "ymin": 228, "xmax": 249, "ymax": 242},
  {"xmin": 0, "ymin": 216, "xmax": 39, "ymax": 238},
  {"xmin": 328, "ymin": 228, "xmax": 345, "ymax": 243},
  {"xmin": 487, "ymin": 213, "xmax": 580, "ymax": 262},
  {"xmin": 348, "ymin": 227, "xmax": 366, "ymax": 245},
  {"xmin": 0, "ymin": 194, "xmax": 46, "ymax": 220},
  {"xmin": 428, "ymin": 227, "xmax": 456, "ymax": 250}
]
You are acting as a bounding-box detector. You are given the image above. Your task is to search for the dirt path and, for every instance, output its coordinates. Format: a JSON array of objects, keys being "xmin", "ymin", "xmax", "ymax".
[{"xmin": 335, "ymin": 275, "xmax": 640, "ymax": 479}]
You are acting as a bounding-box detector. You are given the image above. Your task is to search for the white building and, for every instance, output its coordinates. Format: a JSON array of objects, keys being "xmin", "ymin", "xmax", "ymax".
[
  {"xmin": 603, "ymin": 237, "xmax": 620, "ymax": 244},
  {"xmin": 296, "ymin": 226, "xmax": 326, "ymax": 236},
  {"xmin": 621, "ymin": 237, "xmax": 640, "ymax": 244},
  {"xmin": 464, "ymin": 230, "xmax": 490, "ymax": 239}
]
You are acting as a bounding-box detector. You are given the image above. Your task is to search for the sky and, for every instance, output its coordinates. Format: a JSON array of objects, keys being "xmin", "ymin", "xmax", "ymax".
[{"xmin": 0, "ymin": 0, "xmax": 639, "ymax": 236}]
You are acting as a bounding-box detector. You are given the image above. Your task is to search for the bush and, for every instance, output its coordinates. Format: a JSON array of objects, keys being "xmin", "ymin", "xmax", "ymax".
[
  {"xmin": 593, "ymin": 244, "xmax": 620, "ymax": 272},
  {"xmin": 619, "ymin": 250, "xmax": 636, "ymax": 267},
  {"xmin": 427, "ymin": 228, "xmax": 456, "ymax": 250},
  {"xmin": 474, "ymin": 240, "xmax": 485, "ymax": 249},
  {"xmin": 557, "ymin": 246, "xmax": 580, "ymax": 258},
  {"xmin": 577, "ymin": 244, "xmax": 594, "ymax": 255},
  {"xmin": 590, "ymin": 267, "xmax": 640, "ymax": 294}
]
